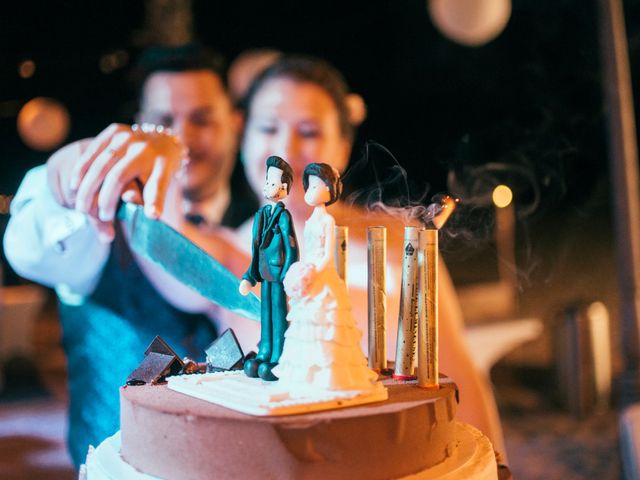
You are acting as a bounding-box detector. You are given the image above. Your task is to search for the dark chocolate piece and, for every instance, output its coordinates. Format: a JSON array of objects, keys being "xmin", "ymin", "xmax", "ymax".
[
  {"xmin": 205, "ymin": 328, "xmax": 245, "ymax": 372},
  {"xmin": 127, "ymin": 351, "xmax": 183, "ymax": 385},
  {"xmin": 144, "ymin": 336, "xmax": 183, "ymax": 363},
  {"xmin": 126, "ymin": 379, "xmax": 146, "ymax": 386}
]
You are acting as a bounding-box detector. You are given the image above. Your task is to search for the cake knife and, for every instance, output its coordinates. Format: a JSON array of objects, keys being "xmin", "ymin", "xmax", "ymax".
[{"xmin": 116, "ymin": 202, "xmax": 261, "ymax": 321}]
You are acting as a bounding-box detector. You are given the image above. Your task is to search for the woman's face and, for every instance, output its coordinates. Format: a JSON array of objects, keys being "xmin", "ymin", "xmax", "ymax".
[{"xmin": 241, "ymin": 78, "xmax": 350, "ymax": 206}]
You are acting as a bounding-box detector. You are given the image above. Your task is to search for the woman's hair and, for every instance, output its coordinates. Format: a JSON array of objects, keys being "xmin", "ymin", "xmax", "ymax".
[
  {"xmin": 242, "ymin": 55, "xmax": 355, "ymax": 142},
  {"xmin": 303, "ymin": 163, "xmax": 343, "ymax": 206}
]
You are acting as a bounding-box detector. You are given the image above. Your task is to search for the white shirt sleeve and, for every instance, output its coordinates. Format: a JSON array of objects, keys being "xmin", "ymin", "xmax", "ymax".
[{"xmin": 3, "ymin": 165, "xmax": 110, "ymax": 297}]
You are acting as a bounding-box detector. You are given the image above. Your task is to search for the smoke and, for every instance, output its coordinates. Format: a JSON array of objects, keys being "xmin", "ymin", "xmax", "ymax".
[
  {"xmin": 342, "ymin": 141, "xmax": 436, "ymax": 225},
  {"xmin": 342, "ymin": 140, "xmax": 489, "ymax": 248},
  {"xmin": 340, "ymin": 139, "xmax": 558, "ymax": 289}
]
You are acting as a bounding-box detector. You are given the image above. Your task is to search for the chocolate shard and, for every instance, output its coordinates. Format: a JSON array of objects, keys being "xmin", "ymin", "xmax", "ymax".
[
  {"xmin": 205, "ymin": 328, "xmax": 245, "ymax": 372},
  {"xmin": 144, "ymin": 336, "xmax": 183, "ymax": 367},
  {"xmin": 127, "ymin": 352, "xmax": 183, "ymax": 385}
]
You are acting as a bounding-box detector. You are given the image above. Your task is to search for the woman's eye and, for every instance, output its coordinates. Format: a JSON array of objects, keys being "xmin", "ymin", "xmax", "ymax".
[{"xmin": 299, "ymin": 129, "xmax": 320, "ymax": 139}]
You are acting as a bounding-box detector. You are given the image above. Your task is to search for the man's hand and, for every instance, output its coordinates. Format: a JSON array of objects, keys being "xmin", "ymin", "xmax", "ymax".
[
  {"xmin": 47, "ymin": 140, "xmax": 86, "ymax": 209},
  {"xmin": 47, "ymin": 138, "xmax": 119, "ymax": 241},
  {"xmin": 46, "ymin": 123, "xmax": 186, "ymax": 241},
  {"xmin": 239, "ymin": 279, "xmax": 253, "ymax": 296},
  {"xmin": 72, "ymin": 123, "xmax": 185, "ymax": 221}
]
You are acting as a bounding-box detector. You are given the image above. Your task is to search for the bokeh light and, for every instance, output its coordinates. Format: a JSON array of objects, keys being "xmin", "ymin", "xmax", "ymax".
[
  {"xmin": 428, "ymin": 0, "xmax": 511, "ymax": 47},
  {"xmin": 18, "ymin": 59, "xmax": 36, "ymax": 79},
  {"xmin": 492, "ymin": 184, "xmax": 513, "ymax": 208},
  {"xmin": 17, "ymin": 97, "xmax": 71, "ymax": 151},
  {"xmin": 587, "ymin": 301, "xmax": 608, "ymax": 322},
  {"xmin": 0, "ymin": 195, "xmax": 13, "ymax": 215},
  {"xmin": 99, "ymin": 50, "xmax": 129, "ymax": 74}
]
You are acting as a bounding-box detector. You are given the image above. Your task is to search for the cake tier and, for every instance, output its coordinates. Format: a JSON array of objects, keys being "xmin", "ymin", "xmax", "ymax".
[
  {"xmin": 120, "ymin": 377, "xmax": 460, "ymax": 480},
  {"xmin": 86, "ymin": 423, "xmax": 499, "ymax": 480}
]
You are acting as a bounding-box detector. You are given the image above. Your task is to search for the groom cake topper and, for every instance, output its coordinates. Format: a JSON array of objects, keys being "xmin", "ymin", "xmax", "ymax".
[{"xmin": 239, "ymin": 155, "xmax": 299, "ymax": 381}]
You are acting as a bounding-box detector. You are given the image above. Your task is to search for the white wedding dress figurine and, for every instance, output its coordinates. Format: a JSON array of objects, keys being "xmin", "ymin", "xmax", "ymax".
[{"xmin": 275, "ymin": 163, "xmax": 383, "ymax": 395}]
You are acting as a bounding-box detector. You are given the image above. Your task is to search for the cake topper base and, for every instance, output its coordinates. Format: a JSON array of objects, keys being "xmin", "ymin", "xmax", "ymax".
[{"xmin": 167, "ymin": 370, "xmax": 388, "ymax": 416}]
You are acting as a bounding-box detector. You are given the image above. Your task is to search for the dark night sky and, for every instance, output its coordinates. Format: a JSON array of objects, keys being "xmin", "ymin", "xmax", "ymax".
[{"xmin": 0, "ymin": 0, "xmax": 613, "ymax": 205}]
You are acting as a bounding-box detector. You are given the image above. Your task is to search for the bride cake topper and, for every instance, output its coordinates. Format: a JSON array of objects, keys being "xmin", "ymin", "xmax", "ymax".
[{"xmin": 275, "ymin": 163, "xmax": 383, "ymax": 394}]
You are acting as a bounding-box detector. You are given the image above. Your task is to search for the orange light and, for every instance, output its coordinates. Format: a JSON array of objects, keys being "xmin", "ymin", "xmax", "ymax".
[
  {"xmin": 18, "ymin": 59, "xmax": 36, "ymax": 79},
  {"xmin": 428, "ymin": 0, "xmax": 512, "ymax": 47},
  {"xmin": 17, "ymin": 97, "xmax": 70, "ymax": 151},
  {"xmin": 0, "ymin": 195, "xmax": 13, "ymax": 215},
  {"xmin": 492, "ymin": 185, "xmax": 513, "ymax": 208}
]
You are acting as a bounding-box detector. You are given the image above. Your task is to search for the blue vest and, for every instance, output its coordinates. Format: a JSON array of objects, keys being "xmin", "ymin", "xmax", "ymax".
[{"xmin": 59, "ymin": 228, "xmax": 217, "ymax": 467}]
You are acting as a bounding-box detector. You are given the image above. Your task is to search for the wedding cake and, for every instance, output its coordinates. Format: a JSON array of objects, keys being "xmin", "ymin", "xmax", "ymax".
[
  {"xmin": 83, "ymin": 163, "xmax": 504, "ymax": 479},
  {"xmin": 84, "ymin": 375, "xmax": 500, "ymax": 480}
]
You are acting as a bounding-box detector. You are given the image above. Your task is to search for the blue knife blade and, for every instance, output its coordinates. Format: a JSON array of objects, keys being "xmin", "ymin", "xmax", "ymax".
[{"xmin": 117, "ymin": 202, "xmax": 260, "ymax": 321}]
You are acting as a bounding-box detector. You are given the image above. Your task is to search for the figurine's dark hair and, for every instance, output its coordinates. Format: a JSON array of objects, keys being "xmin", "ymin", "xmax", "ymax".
[
  {"xmin": 266, "ymin": 155, "xmax": 294, "ymax": 194},
  {"xmin": 132, "ymin": 43, "xmax": 227, "ymax": 103},
  {"xmin": 243, "ymin": 55, "xmax": 354, "ymax": 142},
  {"xmin": 303, "ymin": 163, "xmax": 343, "ymax": 206}
]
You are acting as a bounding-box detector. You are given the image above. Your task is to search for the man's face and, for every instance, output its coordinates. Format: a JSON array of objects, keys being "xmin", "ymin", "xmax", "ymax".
[
  {"xmin": 138, "ymin": 70, "xmax": 239, "ymax": 201},
  {"xmin": 263, "ymin": 166, "xmax": 288, "ymax": 202}
]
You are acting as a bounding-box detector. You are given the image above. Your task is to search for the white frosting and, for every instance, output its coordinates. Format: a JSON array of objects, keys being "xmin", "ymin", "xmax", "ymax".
[
  {"xmin": 276, "ymin": 208, "xmax": 381, "ymax": 394},
  {"xmin": 84, "ymin": 433, "xmax": 160, "ymax": 480}
]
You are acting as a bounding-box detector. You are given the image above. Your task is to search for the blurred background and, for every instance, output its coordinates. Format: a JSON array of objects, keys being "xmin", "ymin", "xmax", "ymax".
[{"xmin": 1, "ymin": 0, "xmax": 637, "ymax": 478}]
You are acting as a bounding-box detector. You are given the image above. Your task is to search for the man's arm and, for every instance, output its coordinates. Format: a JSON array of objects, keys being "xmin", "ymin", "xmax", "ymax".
[
  {"xmin": 3, "ymin": 165, "xmax": 110, "ymax": 296},
  {"xmin": 241, "ymin": 210, "xmax": 263, "ymax": 286}
]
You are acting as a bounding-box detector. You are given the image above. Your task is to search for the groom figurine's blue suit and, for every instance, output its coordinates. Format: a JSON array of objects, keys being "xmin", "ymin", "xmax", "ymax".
[{"xmin": 239, "ymin": 156, "xmax": 298, "ymax": 381}]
